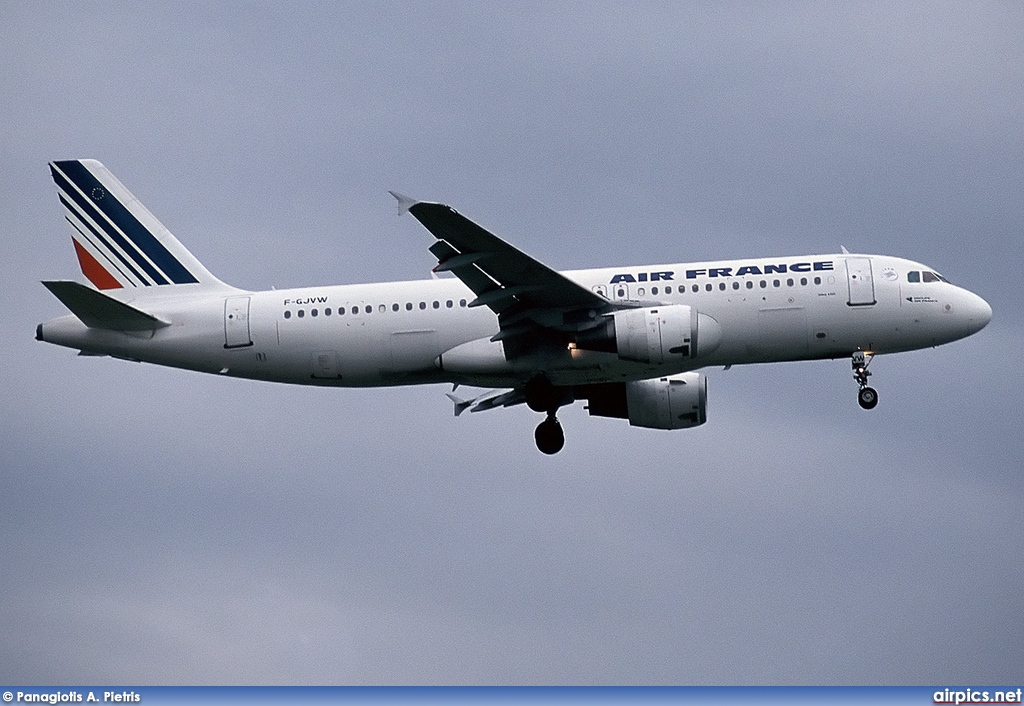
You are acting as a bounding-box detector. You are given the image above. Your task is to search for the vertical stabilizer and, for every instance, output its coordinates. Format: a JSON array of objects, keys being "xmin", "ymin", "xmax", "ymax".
[{"xmin": 48, "ymin": 159, "xmax": 231, "ymax": 292}]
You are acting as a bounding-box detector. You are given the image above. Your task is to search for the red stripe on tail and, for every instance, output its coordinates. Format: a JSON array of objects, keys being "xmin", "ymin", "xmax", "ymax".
[{"xmin": 72, "ymin": 238, "xmax": 122, "ymax": 290}]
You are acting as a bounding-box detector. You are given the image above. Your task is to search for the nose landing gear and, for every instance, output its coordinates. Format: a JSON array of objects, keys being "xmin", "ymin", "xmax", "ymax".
[{"xmin": 852, "ymin": 350, "xmax": 878, "ymax": 410}]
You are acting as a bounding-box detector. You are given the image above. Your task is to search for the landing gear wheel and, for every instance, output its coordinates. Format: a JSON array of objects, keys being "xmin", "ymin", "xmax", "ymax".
[
  {"xmin": 851, "ymin": 350, "xmax": 878, "ymax": 410},
  {"xmin": 858, "ymin": 386, "xmax": 878, "ymax": 410},
  {"xmin": 535, "ymin": 415, "xmax": 565, "ymax": 455}
]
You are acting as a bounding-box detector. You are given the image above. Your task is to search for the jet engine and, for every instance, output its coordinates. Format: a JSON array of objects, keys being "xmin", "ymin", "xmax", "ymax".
[
  {"xmin": 576, "ymin": 305, "xmax": 721, "ymax": 364},
  {"xmin": 583, "ymin": 372, "xmax": 707, "ymax": 429}
]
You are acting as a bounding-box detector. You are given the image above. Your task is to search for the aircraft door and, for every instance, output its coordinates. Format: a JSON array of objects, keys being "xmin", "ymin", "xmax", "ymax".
[
  {"xmin": 224, "ymin": 296, "xmax": 253, "ymax": 348},
  {"xmin": 612, "ymin": 283, "xmax": 630, "ymax": 301},
  {"xmin": 845, "ymin": 258, "xmax": 876, "ymax": 306}
]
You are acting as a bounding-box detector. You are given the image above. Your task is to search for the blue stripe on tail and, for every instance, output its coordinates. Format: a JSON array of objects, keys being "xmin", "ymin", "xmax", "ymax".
[
  {"xmin": 59, "ymin": 195, "xmax": 150, "ymax": 285},
  {"xmin": 51, "ymin": 161, "xmax": 199, "ymax": 285}
]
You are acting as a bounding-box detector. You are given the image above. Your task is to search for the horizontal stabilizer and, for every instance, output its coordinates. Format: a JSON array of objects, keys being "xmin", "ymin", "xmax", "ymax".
[
  {"xmin": 445, "ymin": 392, "xmax": 474, "ymax": 417},
  {"xmin": 42, "ymin": 280, "xmax": 170, "ymax": 331},
  {"xmin": 470, "ymin": 388, "xmax": 525, "ymax": 412}
]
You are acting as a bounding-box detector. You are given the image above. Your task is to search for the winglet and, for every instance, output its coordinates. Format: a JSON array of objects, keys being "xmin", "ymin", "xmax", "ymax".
[{"xmin": 388, "ymin": 191, "xmax": 418, "ymax": 216}]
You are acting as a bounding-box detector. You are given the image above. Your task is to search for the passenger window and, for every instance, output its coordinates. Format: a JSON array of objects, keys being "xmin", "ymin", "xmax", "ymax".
[
  {"xmin": 325, "ymin": 308, "xmax": 332, "ymax": 316},
  {"xmin": 908, "ymin": 271, "xmax": 920, "ymax": 283},
  {"xmin": 692, "ymin": 284, "xmax": 698, "ymax": 293},
  {"xmin": 746, "ymin": 281, "xmax": 753, "ymax": 289},
  {"xmin": 284, "ymin": 310, "xmax": 291, "ymax": 319},
  {"xmin": 446, "ymin": 300, "xmax": 453, "ymax": 308},
  {"xmin": 705, "ymin": 284, "xmax": 712, "ymax": 292},
  {"xmin": 419, "ymin": 302, "xmax": 426, "ymax": 310},
  {"xmin": 800, "ymin": 278, "xmax": 807, "ymax": 286},
  {"xmin": 651, "ymin": 287, "xmax": 658, "ymax": 295},
  {"xmin": 379, "ymin": 304, "xmax": 386, "ymax": 313},
  {"xmin": 392, "ymin": 303, "xmax": 399, "ymax": 312},
  {"xmin": 352, "ymin": 306, "xmax": 359, "ymax": 315},
  {"xmin": 719, "ymin": 283, "xmax": 726, "ymax": 291},
  {"xmin": 814, "ymin": 276, "xmax": 821, "ymax": 285},
  {"xmin": 460, "ymin": 299, "xmax": 467, "ymax": 307},
  {"xmin": 365, "ymin": 305, "xmax": 372, "ymax": 314},
  {"xmin": 638, "ymin": 288, "xmax": 645, "ymax": 296},
  {"xmin": 760, "ymin": 281, "xmax": 767, "ymax": 289},
  {"xmin": 311, "ymin": 309, "xmax": 318, "ymax": 317},
  {"xmin": 773, "ymin": 280, "xmax": 780, "ymax": 288},
  {"xmin": 732, "ymin": 282, "xmax": 739, "ymax": 290},
  {"xmin": 432, "ymin": 301, "xmax": 439, "ymax": 309},
  {"xmin": 298, "ymin": 310, "xmax": 305, "ymax": 318},
  {"xmin": 787, "ymin": 278, "xmax": 794, "ymax": 287},
  {"xmin": 406, "ymin": 302, "xmax": 413, "ymax": 311}
]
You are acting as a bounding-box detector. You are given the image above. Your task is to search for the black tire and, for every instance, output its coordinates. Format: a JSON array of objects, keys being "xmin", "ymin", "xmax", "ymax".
[
  {"xmin": 858, "ymin": 386, "xmax": 879, "ymax": 410},
  {"xmin": 534, "ymin": 417, "xmax": 565, "ymax": 455}
]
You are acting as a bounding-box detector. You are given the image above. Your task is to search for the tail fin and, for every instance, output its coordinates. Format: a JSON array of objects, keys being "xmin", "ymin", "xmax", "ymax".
[{"xmin": 48, "ymin": 159, "xmax": 230, "ymax": 291}]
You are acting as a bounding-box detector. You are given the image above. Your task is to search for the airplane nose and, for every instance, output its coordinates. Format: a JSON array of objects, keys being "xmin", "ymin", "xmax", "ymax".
[
  {"xmin": 978, "ymin": 296, "xmax": 993, "ymax": 327},
  {"xmin": 960, "ymin": 291, "xmax": 992, "ymax": 335}
]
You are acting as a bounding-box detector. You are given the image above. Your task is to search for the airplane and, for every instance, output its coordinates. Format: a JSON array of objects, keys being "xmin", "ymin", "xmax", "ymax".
[{"xmin": 36, "ymin": 159, "xmax": 993, "ymax": 454}]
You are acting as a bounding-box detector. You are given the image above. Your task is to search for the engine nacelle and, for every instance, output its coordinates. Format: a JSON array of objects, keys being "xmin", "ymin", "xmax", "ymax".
[
  {"xmin": 584, "ymin": 371, "xmax": 707, "ymax": 429},
  {"xmin": 578, "ymin": 305, "xmax": 721, "ymax": 364}
]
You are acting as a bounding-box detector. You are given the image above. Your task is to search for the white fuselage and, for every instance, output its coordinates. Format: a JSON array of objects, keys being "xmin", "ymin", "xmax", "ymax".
[{"xmin": 38, "ymin": 253, "xmax": 993, "ymax": 389}]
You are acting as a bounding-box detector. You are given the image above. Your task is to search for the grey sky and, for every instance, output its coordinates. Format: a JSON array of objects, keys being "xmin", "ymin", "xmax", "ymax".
[{"xmin": 1, "ymin": 1, "xmax": 1022, "ymax": 685}]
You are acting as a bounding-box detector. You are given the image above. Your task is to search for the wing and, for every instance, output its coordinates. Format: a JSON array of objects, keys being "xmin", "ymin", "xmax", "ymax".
[{"xmin": 391, "ymin": 193, "xmax": 618, "ymax": 357}]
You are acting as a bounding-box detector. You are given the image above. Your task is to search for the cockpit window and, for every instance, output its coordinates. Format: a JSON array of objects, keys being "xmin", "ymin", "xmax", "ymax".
[{"xmin": 909, "ymin": 270, "xmax": 949, "ymax": 284}]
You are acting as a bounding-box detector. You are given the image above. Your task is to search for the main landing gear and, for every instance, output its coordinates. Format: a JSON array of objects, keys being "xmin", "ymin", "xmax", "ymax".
[
  {"xmin": 524, "ymin": 375, "xmax": 571, "ymax": 455},
  {"xmin": 852, "ymin": 350, "xmax": 878, "ymax": 410},
  {"xmin": 534, "ymin": 414, "xmax": 564, "ymax": 455}
]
